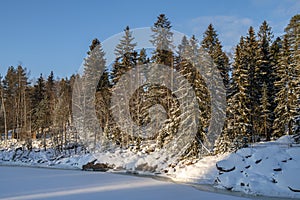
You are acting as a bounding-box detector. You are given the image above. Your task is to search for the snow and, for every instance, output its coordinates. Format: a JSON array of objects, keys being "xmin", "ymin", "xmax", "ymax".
[
  {"xmin": 1, "ymin": 135, "xmax": 300, "ymax": 199},
  {"xmin": 214, "ymin": 137, "xmax": 300, "ymax": 198},
  {"xmin": 0, "ymin": 166, "xmax": 250, "ymax": 200},
  {"xmin": 169, "ymin": 154, "xmax": 228, "ymax": 184}
]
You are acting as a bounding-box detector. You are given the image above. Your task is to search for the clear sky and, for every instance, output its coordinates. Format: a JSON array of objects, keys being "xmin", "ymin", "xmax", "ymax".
[{"xmin": 0, "ymin": 0, "xmax": 299, "ymax": 79}]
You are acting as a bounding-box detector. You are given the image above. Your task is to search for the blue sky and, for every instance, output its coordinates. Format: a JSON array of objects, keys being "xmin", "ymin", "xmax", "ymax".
[{"xmin": 0, "ymin": 0, "xmax": 299, "ymax": 79}]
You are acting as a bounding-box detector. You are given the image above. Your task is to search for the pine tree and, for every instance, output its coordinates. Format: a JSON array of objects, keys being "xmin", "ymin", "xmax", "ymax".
[
  {"xmin": 53, "ymin": 78, "xmax": 72, "ymax": 151},
  {"xmin": 0, "ymin": 75, "xmax": 7, "ymax": 141},
  {"xmin": 2, "ymin": 67, "xmax": 14, "ymax": 134},
  {"xmin": 2, "ymin": 66, "xmax": 24, "ymax": 139},
  {"xmin": 15, "ymin": 65, "xmax": 30, "ymax": 140}
]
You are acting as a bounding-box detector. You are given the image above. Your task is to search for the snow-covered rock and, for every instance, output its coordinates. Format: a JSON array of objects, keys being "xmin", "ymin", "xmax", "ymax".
[{"xmin": 216, "ymin": 160, "xmax": 235, "ymax": 172}]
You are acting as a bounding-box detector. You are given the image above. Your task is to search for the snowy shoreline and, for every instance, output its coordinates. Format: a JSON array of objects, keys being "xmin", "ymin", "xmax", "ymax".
[
  {"xmin": 1, "ymin": 135, "xmax": 300, "ymax": 199},
  {"xmin": 0, "ymin": 164, "xmax": 295, "ymax": 200}
]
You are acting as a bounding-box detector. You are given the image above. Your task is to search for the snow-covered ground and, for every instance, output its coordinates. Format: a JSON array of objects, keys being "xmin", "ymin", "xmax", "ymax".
[
  {"xmin": 0, "ymin": 166, "xmax": 250, "ymax": 200},
  {"xmin": 214, "ymin": 136, "xmax": 300, "ymax": 199},
  {"xmin": 1, "ymin": 135, "xmax": 300, "ymax": 199}
]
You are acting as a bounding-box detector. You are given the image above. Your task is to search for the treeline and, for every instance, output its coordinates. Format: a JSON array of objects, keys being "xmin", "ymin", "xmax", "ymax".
[
  {"xmin": 0, "ymin": 68, "xmax": 76, "ymax": 149},
  {"xmin": 216, "ymin": 14, "xmax": 300, "ymax": 153},
  {"xmin": 0, "ymin": 14, "xmax": 299, "ymax": 155}
]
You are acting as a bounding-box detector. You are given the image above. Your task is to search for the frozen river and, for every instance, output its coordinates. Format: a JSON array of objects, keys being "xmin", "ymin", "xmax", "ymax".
[{"xmin": 0, "ymin": 166, "xmax": 252, "ymax": 200}]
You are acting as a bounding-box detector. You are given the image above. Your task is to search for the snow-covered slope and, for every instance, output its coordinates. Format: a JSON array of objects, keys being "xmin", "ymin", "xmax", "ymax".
[
  {"xmin": 214, "ymin": 136, "xmax": 300, "ymax": 198},
  {"xmin": 171, "ymin": 135, "xmax": 300, "ymax": 198}
]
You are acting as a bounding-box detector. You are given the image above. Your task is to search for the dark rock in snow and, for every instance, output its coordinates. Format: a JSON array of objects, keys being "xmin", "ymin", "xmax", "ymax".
[
  {"xmin": 136, "ymin": 163, "xmax": 157, "ymax": 172},
  {"xmin": 216, "ymin": 160, "xmax": 236, "ymax": 172},
  {"xmin": 255, "ymin": 159, "xmax": 262, "ymax": 164},
  {"xmin": 288, "ymin": 186, "xmax": 300, "ymax": 192},
  {"xmin": 82, "ymin": 159, "xmax": 113, "ymax": 172},
  {"xmin": 224, "ymin": 186, "xmax": 233, "ymax": 191},
  {"xmin": 273, "ymin": 168, "xmax": 282, "ymax": 172},
  {"xmin": 93, "ymin": 163, "xmax": 110, "ymax": 172},
  {"xmin": 15, "ymin": 147, "xmax": 22, "ymax": 152},
  {"xmin": 215, "ymin": 177, "xmax": 221, "ymax": 184},
  {"xmin": 271, "ymin": 178, "xmax": 278, "ymax": 183}
]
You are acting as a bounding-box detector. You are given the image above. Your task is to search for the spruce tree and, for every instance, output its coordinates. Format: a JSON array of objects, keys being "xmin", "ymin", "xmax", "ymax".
[
  {"xmin": 201, "ymin": 24, "xmax": 230, "ymax": 89},
  {"xmin": 176, "ymin": 35, "xmax": 212, "ymax": 156},
  {"xmin": 111, "ymin": 26, "xmax": 137, "ymax": 85},
  {"xmin": 150, "ymin": 14, "xmax": 174, "ymax": 66},
  {"xmin": 82, "ymin": 38, "xmax": 106, "ymax": 94},
  {"xmin": 110, "ymin": 27, "xmax": 138, "ymax": 147},
  {"xmin": 269, "ymin": 37, "xmax": 282, "ymax": 137},
  {"xmin": 137, "ymin": 48, "xmax": 149, "ymax": 65},
  {"xmin": 177, "ymin": 35, "xmax": 189, "ymax": 58},
  {"xmin": 244, "ymin": 27, "xmax": 260, "ymax": 141},
  {"xmin": 45, "ymin": 71, "xmax": 56, "ymax": 134},
  {"xmin": 273, "ymin": 15, "xmax": 300, "ymax": 136},
  {"xmin": 284, "ymin": 14, "xmax": 300, "ymax": 66},
  {"xmin": 82, "ymin": 38, "xmax": 106, "ymax": 151},
  {"xmin": 260, "ymin": 82, "xmax": 271, "ymax": 140},
  {"xmin": 273, "ymin": 37, "xmax": 296, "ymax": 136},
  {"xmin": 31, "ymin": 74, "xmax": 48, "ymax": 149},
  {"xmin": 285, "ymin": 15, "xmax": 300, "ymax": 133},
  {"xmin": 114, "ymin": 26, "xmax": 137, "ymax": 58},
  {"xmin": 285, "ymin": 14, "xmax": 300, "ymax": 114},
  {"xmin": 256, "ymin": 21, "xmax": 274, "ymax": 140},
  {"xmin": 229, "ymin": 36, "xmax": 252, "ymax": 146}
]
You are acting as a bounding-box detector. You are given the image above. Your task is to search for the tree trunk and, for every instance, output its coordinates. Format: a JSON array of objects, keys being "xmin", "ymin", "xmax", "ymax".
[
  {"xmin": 43, "ymin": 128, "xmax": 46, "ymax": 151},
  {"xmin": 1, "ymin": 94, "xmax": 8, "ymax": 142}
]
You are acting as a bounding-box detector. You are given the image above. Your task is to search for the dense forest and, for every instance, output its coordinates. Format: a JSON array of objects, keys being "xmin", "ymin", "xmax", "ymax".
[{"xmin": 0, "ymin": 14, "xmax": 299, "ymax": 157}]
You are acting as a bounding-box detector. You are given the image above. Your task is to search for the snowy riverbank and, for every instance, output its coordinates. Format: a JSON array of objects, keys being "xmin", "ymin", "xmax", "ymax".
[
  {"xmin": 1, "ymin": 136, "xmax": 300, "ymax": 199},
  {"xmin": 0, "ymin": 166, "xmax": 252, "ymax": 200}
]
